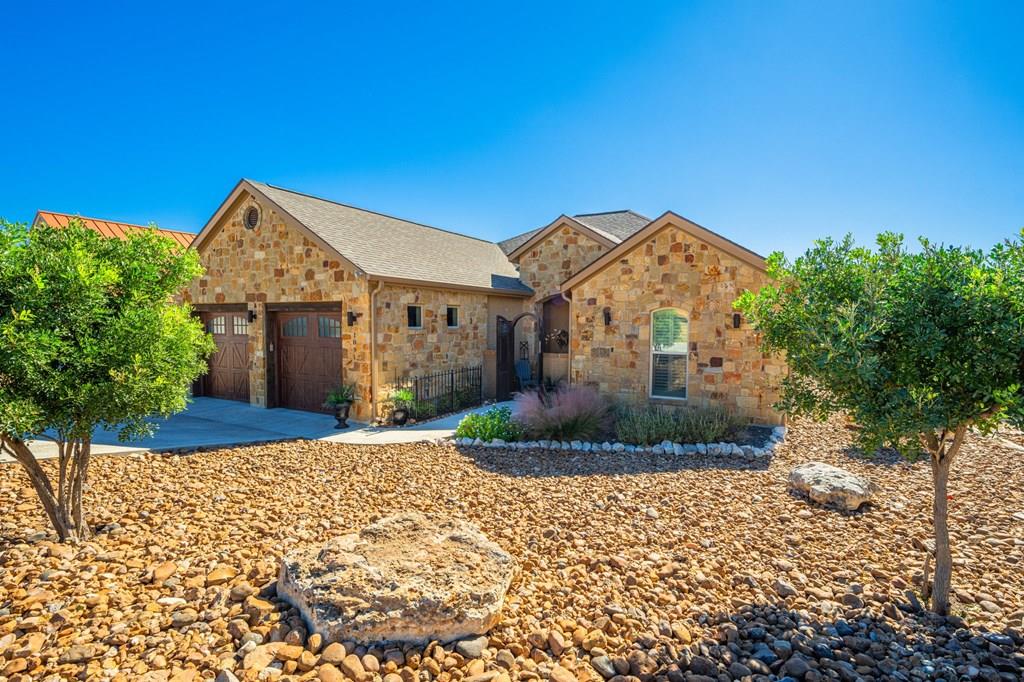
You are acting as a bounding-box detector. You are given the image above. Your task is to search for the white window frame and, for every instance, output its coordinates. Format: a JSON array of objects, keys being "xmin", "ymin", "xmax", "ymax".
[
  {"xmin": 407, "ymin": 305, "xmax": 423, "ymax": 330},
  {"xmin": 446, "ymin": 305, "xmax": 460, "ymax": 329},
  {"xmin": 649, "ymin": 307, "xmax": 689, "ymax": 401}
]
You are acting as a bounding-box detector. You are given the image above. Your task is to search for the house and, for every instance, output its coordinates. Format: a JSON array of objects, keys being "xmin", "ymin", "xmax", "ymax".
[
  {"xmin": 32, "ymin": 210, "xmax": 196, "ymax": 249},
  {"xmin": 185, "ymin": 179, "xmax": 783, "ymax": 424}
]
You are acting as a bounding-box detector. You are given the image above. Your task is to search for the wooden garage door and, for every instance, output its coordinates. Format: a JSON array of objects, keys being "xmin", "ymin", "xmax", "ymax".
[
  {"xmin": 202, "ymin": 312, "xmax": 250, "ymax": 402},
  {"xmin": 276, "ymin": 311, "xmax": 342, "ymax": 413}
]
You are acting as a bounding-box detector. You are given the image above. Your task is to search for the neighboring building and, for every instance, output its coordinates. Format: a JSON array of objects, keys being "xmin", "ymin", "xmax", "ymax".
[
  {"xmin": 185, "ymin": 179, "xmax": 783, "ymax": 424},
  {"xmin": 32, "ymin": 210, "xmax": 195, "ymax": 249}
]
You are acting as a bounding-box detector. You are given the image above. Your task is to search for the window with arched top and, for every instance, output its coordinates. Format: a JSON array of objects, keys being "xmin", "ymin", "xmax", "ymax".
[{"xmin": 650, "ymin": 308, "xmax": 688, "ymax": 399}]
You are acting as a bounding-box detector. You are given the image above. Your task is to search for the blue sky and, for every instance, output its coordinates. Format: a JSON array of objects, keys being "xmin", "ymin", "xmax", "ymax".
[{"xmin": 3, "ymin": 1, "xmax": 1021, "ymax": 257}]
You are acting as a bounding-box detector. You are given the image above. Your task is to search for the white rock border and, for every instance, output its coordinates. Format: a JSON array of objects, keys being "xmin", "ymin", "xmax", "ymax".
[{"xmin": 447, "ymin": 426, "xmax": 786, "ymax": 461}]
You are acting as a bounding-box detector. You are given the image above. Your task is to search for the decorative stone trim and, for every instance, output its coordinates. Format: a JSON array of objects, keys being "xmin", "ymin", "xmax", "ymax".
[{"xmin": 452, "ymin": 426, "xmax": 785, "ymax": 460}]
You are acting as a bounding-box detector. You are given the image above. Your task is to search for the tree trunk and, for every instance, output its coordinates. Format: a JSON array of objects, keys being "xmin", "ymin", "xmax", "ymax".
[
  {"xmin": 1, "ymin": 435, "xmax": 88, "ymax": 543},
  {"xmin": 928, "ymin": 425, "xmax": 966, "ymax": 615}
]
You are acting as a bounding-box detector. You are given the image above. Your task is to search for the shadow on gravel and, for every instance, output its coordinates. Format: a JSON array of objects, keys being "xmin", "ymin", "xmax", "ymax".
[
  {"xmin": 453, "ymin": 446, "xmax": 771, "ymax": 477},
  {"xmin": 653, "ymin": 600, "xmax": 1023, "ymax": 681},
  {"xmin": 839, "ymin": 444, "xmax": 916, "ymax": 468}
]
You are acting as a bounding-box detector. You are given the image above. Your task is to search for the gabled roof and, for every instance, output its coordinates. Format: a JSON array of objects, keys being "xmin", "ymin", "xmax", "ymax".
[
  {"xmin": 33, "ymin": 210, "xmax": 196, "ymax": 249},
  {"xmin": 194, "ymin": 180, "xmax": 532, "ymax": 296},
  {"xmin": 500, "ymin": 210, "xmax": 651, "ymax": 258},
  {"xmin": 562, "ymin": 211, "xmax": 767, "ymax": 291},
  {"xmin": 572, "ymin": 210, "xmax": 651, "ymax": 241}
]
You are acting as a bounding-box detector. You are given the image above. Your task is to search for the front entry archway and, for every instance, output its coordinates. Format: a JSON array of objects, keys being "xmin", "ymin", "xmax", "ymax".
[{"xmin": 494, "ymin": 311, "xmax": 542, "ymax": 401}]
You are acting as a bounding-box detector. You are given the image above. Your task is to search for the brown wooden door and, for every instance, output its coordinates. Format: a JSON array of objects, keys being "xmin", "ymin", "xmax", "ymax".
[
  {"xmin": 495, "ymin": 316, "xmax": 513, "ymax": 401},
  {"xmin": 276, "ymin": 311, "xmax": 342, "ymax": 413},
  {"xmin": 201, "ymin": 312, "xmax": 250, "ymax": 402}
]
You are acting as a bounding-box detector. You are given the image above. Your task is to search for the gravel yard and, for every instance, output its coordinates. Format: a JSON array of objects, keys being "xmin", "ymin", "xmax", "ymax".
[{"xmin": 1, "ymin": 416, "xmax": 1022, "ymax": 681}]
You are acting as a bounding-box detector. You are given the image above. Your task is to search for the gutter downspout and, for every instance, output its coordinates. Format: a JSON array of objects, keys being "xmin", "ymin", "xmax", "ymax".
[
  {"xmin": 560, "ymin": 290, "xmax": 572, "ymax": 385},
  {"xmin": 369, "ymin": 279, "xmax": 383, "ymax": 421}
]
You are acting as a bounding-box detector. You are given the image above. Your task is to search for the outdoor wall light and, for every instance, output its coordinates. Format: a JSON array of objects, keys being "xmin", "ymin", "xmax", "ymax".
[
  {"xmin": 248, "ymin": 309, "xmax": 258, "ymax": 323},
  {"xmin": 603, "ymin": 308, "xmax": 612, "ymax": 326},
  {"xmin": 732, "ymin": 313, "xmax": 742, "ymax": 329},
  {"xmin": 347, "ymin": 311, "xmax": 362, "ymax": 326}
]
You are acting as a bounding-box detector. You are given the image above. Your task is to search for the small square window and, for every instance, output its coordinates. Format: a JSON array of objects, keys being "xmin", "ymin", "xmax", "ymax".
[
  {"xmin": 407, "ymin": 305, "xmax": 422, "ymax": 329},
  {"xmin": 233, "ymin": 316, "xmax": 249, "ymax": 336},
  {"xmin": 446, "ymin": 306, "xmax": 459, "ymax": 328}
]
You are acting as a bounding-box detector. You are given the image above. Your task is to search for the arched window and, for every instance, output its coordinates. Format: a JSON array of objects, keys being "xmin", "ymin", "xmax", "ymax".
[{"xmin": 650, "ymin": 308, "xmax": 688, "ymax": 399}]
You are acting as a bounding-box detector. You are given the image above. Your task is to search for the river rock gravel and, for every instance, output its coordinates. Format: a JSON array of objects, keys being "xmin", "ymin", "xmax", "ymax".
[{"xmin": 1, "ymin": 416, "xmax": 1022, "ymax": 681}]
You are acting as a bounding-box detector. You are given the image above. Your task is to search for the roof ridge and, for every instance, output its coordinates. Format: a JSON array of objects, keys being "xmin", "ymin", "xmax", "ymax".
[
  {"xmin": 573, "ymin": 209, "xmax": 651, "ymax": 221},
  {"xmin": 251, "ymin": 180, "xmax": 500, "ymax": 247},
  {"xmin": 37, "ymin": 210, "xmax": 194, "ymax": 235}
]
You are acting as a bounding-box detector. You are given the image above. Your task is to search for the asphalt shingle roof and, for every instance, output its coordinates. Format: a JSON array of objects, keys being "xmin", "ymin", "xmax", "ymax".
[
  {"xmin": 252, "ymin": 181, "xmax": 531, "ymax": 295},
  {"xmin": 572, "ymin": 210, "xmax": 651, "ymax": 241},
  {"xmin": 498, "ymin": 210, "xmax": 651, "ymax": 255}
]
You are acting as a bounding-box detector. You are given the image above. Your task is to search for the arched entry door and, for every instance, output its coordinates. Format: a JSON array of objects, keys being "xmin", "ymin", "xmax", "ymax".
[{"xmin": 495, "ymin": 312, "xmax": 542, "ymax": 401}]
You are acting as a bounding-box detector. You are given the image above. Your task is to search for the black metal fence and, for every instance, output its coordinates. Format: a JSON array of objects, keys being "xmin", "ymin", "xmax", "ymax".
[{"xmin": 391, "ymin": 366, "xmax": 483, "ymax": 420}]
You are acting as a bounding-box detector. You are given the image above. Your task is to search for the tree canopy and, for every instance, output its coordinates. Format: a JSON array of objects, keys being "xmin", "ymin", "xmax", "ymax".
[
  {"xmin": 736, "ymin": 232, "xmax": 1024, "ymax": 454},
  {"xmin": 735, "ymin": 231, "xmax": 1024, "ymax": 614},
  {"xmin": 0, "ymin": 219, "xmax": 213, "ymax": 540}
]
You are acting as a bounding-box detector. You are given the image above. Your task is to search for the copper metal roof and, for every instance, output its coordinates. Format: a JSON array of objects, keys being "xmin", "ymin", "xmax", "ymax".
[{"xmin": 33, "ymin": 210, "xmax": 196, "ymax": 249}]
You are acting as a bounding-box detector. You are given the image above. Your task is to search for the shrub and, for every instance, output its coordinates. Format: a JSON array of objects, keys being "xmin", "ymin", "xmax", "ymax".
[
  {"xmin": 413, "ymin": 399, "xmax": 437, "ymax": 420},
  {"xmin": 514, "ymin": 385, "xmax": 609, "ymax": 441},
  {"xmin": 390, "ymin": 388, "xmax": 414, "ymax": 408},
  {"xmin": 455, "ymin": 385, "xmax": 480, "ymax": 409},
  {"xmin": 615, "ymin": 405, "xmax": 743, "ymax": 445},
  {"xmin": 455, "ymin": 406, "xmax": 523, "ymax": 442}
]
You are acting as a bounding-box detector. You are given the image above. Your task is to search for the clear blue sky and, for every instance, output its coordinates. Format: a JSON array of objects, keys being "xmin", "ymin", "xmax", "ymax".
[{"xmin": 3, "ymin": 1, "xmax": 1021, "ymax": 257}]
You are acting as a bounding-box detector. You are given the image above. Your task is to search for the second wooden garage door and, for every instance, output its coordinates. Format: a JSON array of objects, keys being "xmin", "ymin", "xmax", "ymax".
[
  {"xmin": 201, "ymin": 312, "xmax": 250, "ymax": 402},
  {"xmin": 276, "ymin": 311, "xmax": 342, "ymax": 413}
]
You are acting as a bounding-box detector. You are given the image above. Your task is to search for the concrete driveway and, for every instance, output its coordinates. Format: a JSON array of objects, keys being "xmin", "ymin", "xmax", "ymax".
[
  {"xmin": 14, "ymin": 398, "xmax": 340, "ymax": 461},
  {"xmin": 5, "ymin": 398, "xmax": 512, "ymax": 461}
]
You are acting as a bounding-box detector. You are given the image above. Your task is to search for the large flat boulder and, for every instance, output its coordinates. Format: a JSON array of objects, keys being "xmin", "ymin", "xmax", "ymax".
[
  {"xmin": 789, "ymin": 462, "xmax": 877, "ymax": 511},
  {"xmin": 278, "ymin": 512, "xmax": 515, "ymax": 645}
]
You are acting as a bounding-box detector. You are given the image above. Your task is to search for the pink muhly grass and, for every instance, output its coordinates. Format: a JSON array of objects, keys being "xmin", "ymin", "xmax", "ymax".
[{"xmin": 513, "ymin": 385, "xmax": 608, "ymax": 441}]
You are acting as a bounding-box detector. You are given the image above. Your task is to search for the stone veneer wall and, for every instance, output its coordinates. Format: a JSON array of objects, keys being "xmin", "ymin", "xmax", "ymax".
[
  {"xmin": 515, "ymin": 224, "xmax": 609, "ymax": 302},
  {"xmin": 513, "ymin": 224, "xmax": 610, "ymax": 371},
  {"xmin": 184, "ymin": 194, "xmax": 374, "ymax": 419},
  {"xmin": 569, "ymin": 223, "xmax": 785, "ymax": 424},
  {"xmin": 375, "ymin": 285, "xmax": 489, "ymax": 397}
]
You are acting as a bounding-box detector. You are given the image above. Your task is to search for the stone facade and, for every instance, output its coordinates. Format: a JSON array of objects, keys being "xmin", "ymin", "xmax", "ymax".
[
  {"xmin": 187, "ymin": 192, "xmax": 500, "ymax": 421},
  {"xmin": 187, "ymin": 189, "xmax": 781, "ymax": 424},
  {"xmin": 568, "ymin": 222, "xmax": 784, "ymax": 424},
  {"xmin": 375, "ymin": 284, "xmax": 489, "ymax": 395},
  {"xmin": 514, "ymin": 223, "xmax": 610, "ymax": 302},
  {"xmin": 513, "ymin": 223, "xmax": 609, "ymax": 380},
  {"xmin": 185, "ymin": 194, "xmax": 374, "ymax": 419}
]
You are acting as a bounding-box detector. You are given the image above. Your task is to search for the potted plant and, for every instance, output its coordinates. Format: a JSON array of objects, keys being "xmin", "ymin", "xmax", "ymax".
[
  {"xmin": 324, "ymin": 384, "xmax": 357, "ymax": 428},
  {"xmin": 390, "ymin": 388, "xmax": 414, "ymax": 426}
]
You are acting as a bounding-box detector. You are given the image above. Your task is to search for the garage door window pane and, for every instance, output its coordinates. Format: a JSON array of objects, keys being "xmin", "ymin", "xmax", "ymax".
[
  {"xmin": 282, "ymin": 317, "xmax": 307, "ymax": 337},
  {"xmin": 233, "ymin": 316, "xmax": 248, "ymax": 336},
  {"xmin": 208, "ymin": 316, "xmax": 226, "ymax": 335},
  {"xmin": 318, "ymin": 316, "xmax": 341, "ymax": 338}
]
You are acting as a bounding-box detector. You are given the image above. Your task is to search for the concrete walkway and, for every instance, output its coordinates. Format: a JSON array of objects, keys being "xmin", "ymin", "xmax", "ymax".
[
  {"xmin": 5, "ymin": 398, "xmax": 511, "ymax": 462},
  {"xmin": 325, "ymin": 402, "xmax": 512, "ymax": 445}
]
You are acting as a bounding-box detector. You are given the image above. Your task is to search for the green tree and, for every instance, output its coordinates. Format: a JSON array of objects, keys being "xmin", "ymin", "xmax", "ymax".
[
  {"xmin": 735, "ymin": 232, "xmax": 1024, "ymax": 615},
  {"xmin": 0, "ymin": 219, "xmax": 214, "ymax": 542}
]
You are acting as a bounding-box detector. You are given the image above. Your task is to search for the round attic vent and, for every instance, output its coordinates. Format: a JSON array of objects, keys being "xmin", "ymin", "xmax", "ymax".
[{"xmin": 244, "ymin": 206, "xmax": 261, "ymax": 230}]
